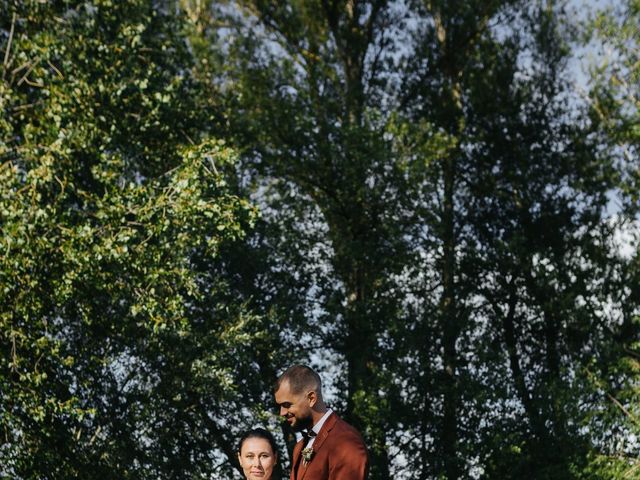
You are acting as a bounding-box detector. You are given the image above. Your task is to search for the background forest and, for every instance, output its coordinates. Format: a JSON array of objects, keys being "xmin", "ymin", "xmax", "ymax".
[{"xmin": 1, "ymin": 0, "xmax": 639, "ymax": 479}]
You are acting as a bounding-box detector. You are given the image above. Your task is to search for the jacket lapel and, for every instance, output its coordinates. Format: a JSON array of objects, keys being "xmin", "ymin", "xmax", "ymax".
[
  {"xmin": 291, "ymin": 440, "xmax": 304, "ymax": 480},
  {"xmin": 298, "ymin": 412, "xmax": 338, "ymax": 480}
]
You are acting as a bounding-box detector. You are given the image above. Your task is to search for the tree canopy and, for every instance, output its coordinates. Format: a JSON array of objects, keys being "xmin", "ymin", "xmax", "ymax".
[{"xmin": 1, "ymin": 0, "xmax": 639, "ymax": 479}]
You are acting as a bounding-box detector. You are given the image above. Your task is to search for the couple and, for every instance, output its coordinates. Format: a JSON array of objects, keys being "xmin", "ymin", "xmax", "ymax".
[{"xmin": 238, "ymin": 365, "xmax": 369, "ymax": 480}]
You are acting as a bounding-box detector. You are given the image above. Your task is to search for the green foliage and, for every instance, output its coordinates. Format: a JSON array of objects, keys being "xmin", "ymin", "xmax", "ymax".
[
  {"xmin": 1, "ymin": 0, "xmax": 638, "ymax": 479},
  {"xmin": 1, "ymin": 1, "xmax": 258, "ymax": 478},
  {"xmin": 582, "ymin": 2, "xmax": 640, "ymax": 478},
  {"xmin": 589, "ymin": 0, "xmax": 640, "ymax": 208},
  {"xmin": 201, "ymin": 1, "xmax": 637, "ymax": 478}
]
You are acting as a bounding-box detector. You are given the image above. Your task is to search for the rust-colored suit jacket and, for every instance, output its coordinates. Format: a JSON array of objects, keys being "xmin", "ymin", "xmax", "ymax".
[{"xmin": 290, "ymin": 412, "xmax": 368, "ymax": 480}]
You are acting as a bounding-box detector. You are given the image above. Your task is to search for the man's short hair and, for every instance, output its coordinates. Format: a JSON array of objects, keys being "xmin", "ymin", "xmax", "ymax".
[{"xmin": 275, "ymin": 364, "xmax": 322, "ymax": 395}]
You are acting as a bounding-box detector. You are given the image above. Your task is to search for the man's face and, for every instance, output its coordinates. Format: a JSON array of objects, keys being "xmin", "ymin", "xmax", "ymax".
[{"xmin": 274, "ymin": 380, "xmax": 313, "ymax": 432}]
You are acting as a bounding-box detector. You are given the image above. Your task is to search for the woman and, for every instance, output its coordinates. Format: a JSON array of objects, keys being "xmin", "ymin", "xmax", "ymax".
[{"xmin": 237, "ymin": 428, "xmax": 279, "ymax": 480}]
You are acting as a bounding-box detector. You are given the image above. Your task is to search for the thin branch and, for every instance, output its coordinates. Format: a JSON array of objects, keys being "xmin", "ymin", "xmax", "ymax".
[
  {"xmin": 12, "ymin": 101, "xmax": 42, "ymax": 112},
  {"xmin": 387, "ymin": 433, "xmax": 421, "ymax": 461},
  {"xmin": 47, "ymin": 59, "xmax": 64, "ymax": 79},
  {"xmin": 10, "ymin": 330, "xmax": 18, "ymax": 372},
  {"xmin": 3, "ymin": 12, "xmax": 16, "ymax": 74},
  {"xmin": 625, "ymin": 459, "xmax": 640, "ymax": 479},
  {"xmin": 12, "ymin": 60, "xmax": 32, "ymax": 76},
  {"xmin": 623, "ymin": 347, "xmax": 640, "ymax": 360},
  {"xmin": 17, "ymin": 57, "xmax": 42, "ymax": 86},
  {"xmin": 88, "ymin": 425, "xmax": 102, "ymax": 446},
  {"xmin": 180, "ymin": 129, "xmax": 195, "ymax": 145},
  {"xmin": 22, "ymin": 77, "xmax": 45, "ymax": 88},
  {"xmin": 606, "ymin": 391, "xmax": 638, "ymax": 425},
  {"xmin": 585, "ymin": 367, "xmax": 639, "ymax": 426}
]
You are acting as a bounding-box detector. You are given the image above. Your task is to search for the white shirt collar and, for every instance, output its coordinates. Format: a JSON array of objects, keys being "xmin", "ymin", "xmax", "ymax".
[
  {"xmin": 304, "ymin": 409, "xmax": 332, "ymax": 450},
  {"xmin": 311, "ymin": 408, "xmax": 333, "ymax": 435}
]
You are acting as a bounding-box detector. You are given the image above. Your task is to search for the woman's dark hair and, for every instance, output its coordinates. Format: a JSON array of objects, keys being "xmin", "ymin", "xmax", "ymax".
[{"xmin": 237, "ymin": 428, "xmax": 278, "ymax": 457}]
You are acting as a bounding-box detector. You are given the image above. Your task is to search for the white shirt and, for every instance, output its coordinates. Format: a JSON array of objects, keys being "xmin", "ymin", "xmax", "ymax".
[{"xmin": 304, "ymin": 408, "xmax": 333, "ymax": 450}]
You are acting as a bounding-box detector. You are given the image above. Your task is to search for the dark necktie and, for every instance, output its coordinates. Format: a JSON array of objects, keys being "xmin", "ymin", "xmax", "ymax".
[{"xmin": 301, "ymin": 429, "xmax": 317, "ymax": 445}]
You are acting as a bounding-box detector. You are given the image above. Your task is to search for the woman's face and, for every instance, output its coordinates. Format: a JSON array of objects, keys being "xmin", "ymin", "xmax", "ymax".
[{"xmin": 238, "ymin": 437, "xmax": 277, "ymax": 480}]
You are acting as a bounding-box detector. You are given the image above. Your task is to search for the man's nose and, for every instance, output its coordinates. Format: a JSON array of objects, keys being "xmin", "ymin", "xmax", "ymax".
[{"xmin": 280, "ymin": 406, "xmax": 287, "ymax": 416}]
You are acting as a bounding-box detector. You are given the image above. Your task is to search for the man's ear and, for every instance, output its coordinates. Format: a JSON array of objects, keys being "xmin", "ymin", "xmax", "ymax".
[{"xmin": 307, "ymin": 390, "xmax": 317, "ymax": 407}]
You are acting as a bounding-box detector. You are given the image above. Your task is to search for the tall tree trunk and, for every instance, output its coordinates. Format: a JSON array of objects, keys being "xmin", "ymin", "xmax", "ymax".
[
  {"xmin": 341, "ymin": 262, "xmax": 391, "ymax": 480},
  {"xmin": 541, "ymin": 307, "xmax": 567, "ymax": 441},
  {"xmin": 498, "ymin": 289, "xmax": 549, "ymax": 445},
  {"xmin": 429, "ymin": 5, "xmax": 465, "ymax": 474},
  {"xmin": 335, "ymin": 4, "xmax": 391, "ymax": 477},
  {"xmin": 440, "ymin": 149, "xmax": 459, "ymax": 480},
  {"xmin": 523, "ymin": 266, "xmax": 566, "ymax": 440}
]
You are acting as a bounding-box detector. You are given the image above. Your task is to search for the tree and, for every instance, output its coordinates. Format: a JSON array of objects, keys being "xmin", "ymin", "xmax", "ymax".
[
  {"xmin": 188, "ymin": 2, "xmax": 415, "ymax": 478},
  {"xmin": 188, "ymin": 0, "xmax": 634, "ymax": 478},
  {"xmin": 579, "ymin": 0, "xmax": 640, "ymax": 476},
  {"xmin": 2, "ymin": 1, "xmax": 636, "ymax": 479},
  {"xmin": 1, "ymin": 1, "xmax": 258, "ymax": 478},
  {"xmin": 396, "ymin": 1, "xmax": 632, "ymax": 477}
]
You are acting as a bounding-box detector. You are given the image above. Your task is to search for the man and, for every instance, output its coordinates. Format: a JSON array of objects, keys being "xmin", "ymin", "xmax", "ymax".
[{"xmin": 274, "ymin": 365, "xmax": 369, "ymax": 480}]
